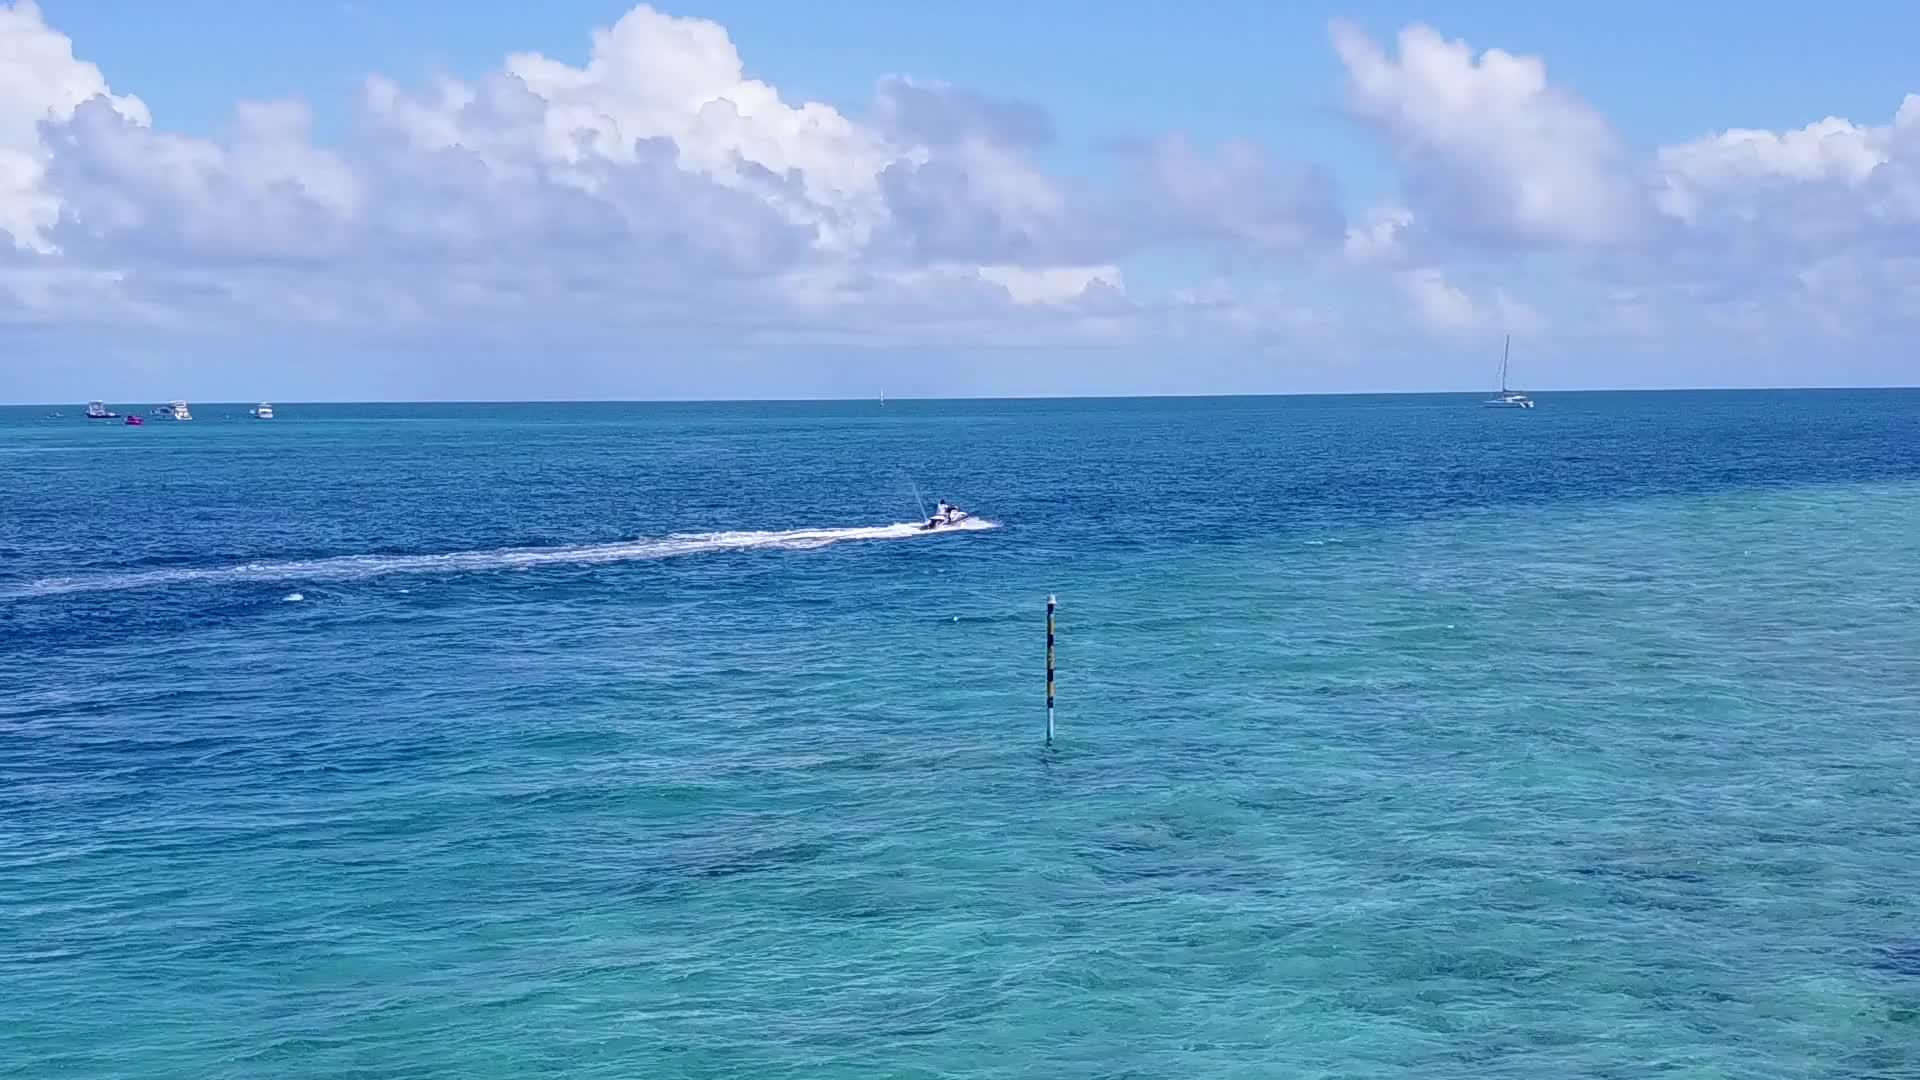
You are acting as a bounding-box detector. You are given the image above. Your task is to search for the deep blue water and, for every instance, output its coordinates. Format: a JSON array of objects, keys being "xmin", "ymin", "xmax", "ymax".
[{"xmin": 3, "ymin": 391, "xmax": 1918, "ymax": 1077}]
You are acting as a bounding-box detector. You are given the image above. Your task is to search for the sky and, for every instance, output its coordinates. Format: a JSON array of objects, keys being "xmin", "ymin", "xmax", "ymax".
[{"xmin": 3, "ymin": 1, "xmax": 1918, "ymax": 402}]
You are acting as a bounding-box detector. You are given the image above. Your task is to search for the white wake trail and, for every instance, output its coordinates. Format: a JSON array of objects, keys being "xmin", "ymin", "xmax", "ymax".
[{"xmin": 4, "ymin": 518, "xmax": 997, "ymax": 599}]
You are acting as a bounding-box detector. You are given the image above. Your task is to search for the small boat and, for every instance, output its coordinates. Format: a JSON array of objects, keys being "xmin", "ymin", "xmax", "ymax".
[
  {"xmin": 1482, "ymin": 335, "xmax": 1534, "ymax": 409},
  {"xmin": 251, "ymin": 402, "xmax": 274, "ymax": 419},
  {"xmin": 124, "ymin": 414, "xmax": 144, "ymax": 425},
  {"xmin": 920, "ymin": 501, "xmax": 972, "ymax": 531},
  {"xmin": 167, "ymin": 400, "xmax": 193, "ymax": 421},
  {"xmin": 85, "ymin": 400, "xmax": 118, "ymax": 419}
]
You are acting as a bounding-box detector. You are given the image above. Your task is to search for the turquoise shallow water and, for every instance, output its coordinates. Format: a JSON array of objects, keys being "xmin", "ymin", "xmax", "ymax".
[{"xmin": 3, "ymin": 392, "xmax": 1918, "ymax": 1077}]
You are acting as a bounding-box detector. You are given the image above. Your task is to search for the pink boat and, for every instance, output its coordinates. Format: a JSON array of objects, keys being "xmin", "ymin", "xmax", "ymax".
[{"xmin": 124, "ymin": 415, "xmax": 144, "ymax": 425}]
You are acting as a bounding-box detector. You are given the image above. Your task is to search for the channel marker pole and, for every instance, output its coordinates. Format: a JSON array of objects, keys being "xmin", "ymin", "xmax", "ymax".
[{"xmin": 1046, "ymin": 594, "xmax": 1056, "ymax": 745}]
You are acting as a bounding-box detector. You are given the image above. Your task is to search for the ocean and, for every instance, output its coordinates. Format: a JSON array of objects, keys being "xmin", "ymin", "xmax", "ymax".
[{"xmin": 3, "ymin": 391, "xmax": 1917, "ymax": 1078}]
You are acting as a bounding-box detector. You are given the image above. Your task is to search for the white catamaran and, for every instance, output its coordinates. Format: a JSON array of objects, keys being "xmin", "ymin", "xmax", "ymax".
[{"xmin": 1483, "ymin": 335, "xmax": 1534, "ymax": 409}]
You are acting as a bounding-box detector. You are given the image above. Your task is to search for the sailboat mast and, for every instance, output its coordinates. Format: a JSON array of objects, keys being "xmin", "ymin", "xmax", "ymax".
[{"xmin": 1500, "ymin": 334, "xmax": 1511, "ymax": 393}]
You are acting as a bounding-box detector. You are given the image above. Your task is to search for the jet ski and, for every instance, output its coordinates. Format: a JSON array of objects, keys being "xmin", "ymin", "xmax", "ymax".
[{"xmin": 921, "ymin": 501, "xmax": 971, "ymax": 531}]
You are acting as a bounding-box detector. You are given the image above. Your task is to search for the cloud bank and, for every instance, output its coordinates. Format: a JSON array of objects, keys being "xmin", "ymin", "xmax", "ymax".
[{"xmin": 3, "ymin": 3, "xmax": 1916, "ymax": 397}]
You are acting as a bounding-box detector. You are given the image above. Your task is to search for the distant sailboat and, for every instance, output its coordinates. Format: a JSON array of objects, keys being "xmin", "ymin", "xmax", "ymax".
[{"xmin": 1482, "ymin": 335, "xmax": 1535, "ymax": 409}]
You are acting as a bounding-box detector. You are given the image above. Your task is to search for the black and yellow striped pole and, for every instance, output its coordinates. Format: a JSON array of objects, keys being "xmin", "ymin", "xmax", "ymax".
[{"xmin": 1046, "ymin": 594, "xmax": 1056, "ymax": 745}]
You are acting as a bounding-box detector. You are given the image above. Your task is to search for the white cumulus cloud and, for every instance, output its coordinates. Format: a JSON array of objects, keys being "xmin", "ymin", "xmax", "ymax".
[
  {"xmin": 977, "ymin": 264, "xmax": 1123, "ymax": 305},
  {"xmin": 1331, "ymin": 20, "xmax": 1643, "ymax": 249},
  {"xmin": 1344, "ymin": 203, "xmax": 1413, "ymax": 264},
  {"xmin": 1397, "ymin": 267, "xmax": 1479, "ymax": 332},
  {"xmin": 1653, "ymin": 95, "xmax": 1920, "ymax": 245},
  {"xmin": 366, "ymin": 6, "xmax": 893, "ymax": 254},
  {"xmin": 0, "ymin": 0, "xmax": 148, "ymax": 251}
]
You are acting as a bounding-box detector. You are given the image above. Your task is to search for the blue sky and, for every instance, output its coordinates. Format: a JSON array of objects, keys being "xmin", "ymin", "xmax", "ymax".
[{"xmin": 5, "ymin": 1, "xmax": 1919, "ymax": 401}]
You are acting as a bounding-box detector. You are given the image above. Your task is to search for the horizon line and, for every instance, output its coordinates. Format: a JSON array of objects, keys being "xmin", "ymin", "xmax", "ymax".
[{"xmin": 7, "ymin": 384, "xmax": 1919, "ymax": 408}]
